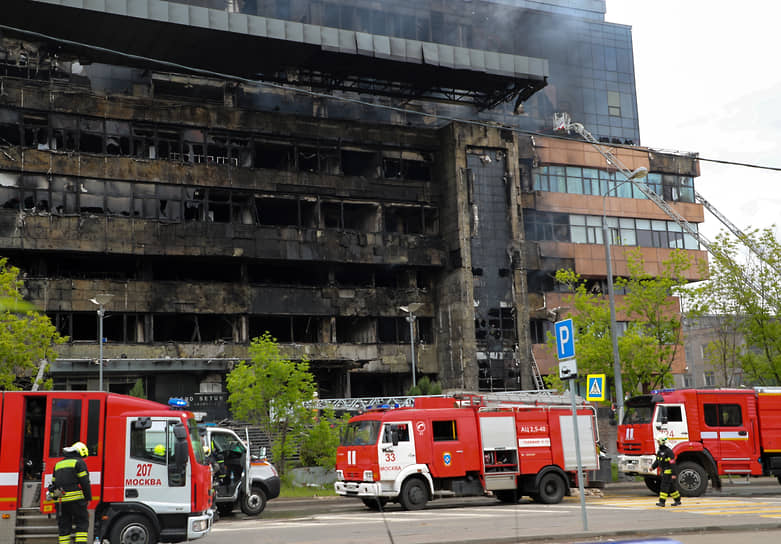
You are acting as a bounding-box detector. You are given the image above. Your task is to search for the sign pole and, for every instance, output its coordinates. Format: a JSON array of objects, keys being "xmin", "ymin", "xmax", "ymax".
[
  {"xmin": 555, "ymin": 318, "xmax": 587, "ymax": 531},
  {"xmin": 570, "ymin": 380, "xmax": 588, "ymax": 531}
]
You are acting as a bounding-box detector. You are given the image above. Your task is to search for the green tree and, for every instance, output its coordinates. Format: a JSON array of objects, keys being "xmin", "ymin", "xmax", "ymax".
[
  {"xmin": 0, "ymin": 258, "xmax": 65, "ymax": 390},
  {"xmin": 686, "ymin": 228, "xmax": 781, "ymax": 385},
  {"xmin": 548, "ymin": 249, "xmax": 691, "ymax": 398},
  {"xmin": 407, "ymin": 376, "xmax": 442, "ymax": 396},
  {"xmin": 129, "ymin": 378, "xmax": 147, "ymax": 399},
  {"xmin": 298, "ymin": 408, "xmax": 351, "ymax": 470},
  {"xmin": 226, "ymin": 332, "xmax": 315, "ymax": 475}
]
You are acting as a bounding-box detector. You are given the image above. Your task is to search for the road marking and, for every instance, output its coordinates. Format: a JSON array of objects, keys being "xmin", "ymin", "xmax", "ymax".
[{"xmin": 598, "ymin": 496, "xmax": 781, "ymax": 517}]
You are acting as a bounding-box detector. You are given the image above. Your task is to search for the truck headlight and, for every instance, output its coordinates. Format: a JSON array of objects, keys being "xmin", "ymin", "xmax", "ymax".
[
  {"xmin": 191, "ymin": 519, "xmax": 209, "ymax": 532},
  {"xmin": 363, "ymin": 470, "xmax": 374, "ymax": 482},
  {"xmin": 336, "ymin": 470, "xmax": 344, "ymax": 480}
]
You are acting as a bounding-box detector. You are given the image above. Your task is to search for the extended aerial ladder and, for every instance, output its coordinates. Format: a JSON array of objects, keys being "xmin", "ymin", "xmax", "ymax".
[{"xmin": 553, "ymin": 112, "xmax": 771, "ymax": 302}]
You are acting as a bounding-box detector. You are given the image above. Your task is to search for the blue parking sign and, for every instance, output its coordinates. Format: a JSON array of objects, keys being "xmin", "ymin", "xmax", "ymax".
[{"xmin": 554, "ymin": 319, "xmax": 575, "ymax": 360}]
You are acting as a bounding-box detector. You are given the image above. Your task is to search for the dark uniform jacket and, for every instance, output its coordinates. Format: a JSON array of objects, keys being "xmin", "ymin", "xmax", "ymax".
[
  {"xmin": 650, "ymin": 444, "xmax": 676, "ymax": 475},
  {"xmin": 52, "ymin": 453, "xmax": 92, "ymax": 503}
]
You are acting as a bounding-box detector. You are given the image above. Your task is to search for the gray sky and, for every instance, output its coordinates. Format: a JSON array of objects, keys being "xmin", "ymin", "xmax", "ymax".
[{"xmin": 605, "ymin": 1, "xmax": 781, "ymax": 242}]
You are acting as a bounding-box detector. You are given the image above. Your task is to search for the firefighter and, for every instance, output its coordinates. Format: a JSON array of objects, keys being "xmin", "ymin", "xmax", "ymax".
[
  {"xmin": 650, "ymin": 436, "xmax": 681, "ymax": 507},
  {"xmin": 51, "ymin": 441, "xmax": 92, "ymax": 544}
]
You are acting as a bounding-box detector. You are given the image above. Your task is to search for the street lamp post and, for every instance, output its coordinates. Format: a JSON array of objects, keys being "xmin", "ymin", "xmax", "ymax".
[
  {"xmin": 90, "ymin": 294, "xmax": 114, "ymax": 392},
  {"xmin": 603, "ymin": 167, "xmax": 647, "ymax": 424},
  {"xmin": 399, "ymin": 303, "xmax": 423, "ymax": 389}
]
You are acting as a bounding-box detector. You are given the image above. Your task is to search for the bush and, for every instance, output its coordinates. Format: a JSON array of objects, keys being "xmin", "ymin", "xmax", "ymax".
[
  {"xmin": 298, "ymin": 409, "xmax": 350, "ymax": 469},
  {"xmin": 407, "ymin": 376, "xmax": 442, "ymax": 396}
]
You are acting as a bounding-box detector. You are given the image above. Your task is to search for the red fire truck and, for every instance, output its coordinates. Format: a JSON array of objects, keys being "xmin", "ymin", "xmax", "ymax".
[
  {"xmin": 0, "ymin": 391, "xmax": 214, "ymax": 544},
  {"xmin": 334, "ymin": 392, "xmax": 599, "ymax": 510},
  {"xmin": 617, "ymin": 387, "xmax": 781, "ymax": 496}
]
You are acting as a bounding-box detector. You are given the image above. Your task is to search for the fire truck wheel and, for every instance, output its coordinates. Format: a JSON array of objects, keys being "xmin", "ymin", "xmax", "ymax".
[
  {"xmin": 494, "ymin": 490, "xmax": 520, "ymax": 504},
  {"xmin": 110, "ymin": 514, "xmax": 157, "ymax": 544},
  {"xmin": 240, "ymin": 485, "xmax": 267, "ymax": 516},
  {"xmin": 361, "ymin": 497, "xmax": 388, "ymax": 510},
  {"xmin": 535, "ymin": 472, "xmax": 566, "ymax": 504},
  {"xmin": 676, "ymin": 461, "xmax": 708, "ymax": 497},
  {"xmin": 399, "ymin": 478, "xmax": 429, "ymax": 510},
  {"xmin": 643, "ymin": 477, "xmax": 660, "ymax": 494}
]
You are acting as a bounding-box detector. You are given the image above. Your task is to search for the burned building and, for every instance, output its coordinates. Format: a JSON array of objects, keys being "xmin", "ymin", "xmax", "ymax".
[{"xmin": 0, "ymin": 0, "xmax": 706, "ymax": 406}]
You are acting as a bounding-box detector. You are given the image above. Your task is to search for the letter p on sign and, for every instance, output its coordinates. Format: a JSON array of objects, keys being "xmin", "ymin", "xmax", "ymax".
[{"xmin": 554, "ymin": 319, "xmax": 575, "ymax": 360}]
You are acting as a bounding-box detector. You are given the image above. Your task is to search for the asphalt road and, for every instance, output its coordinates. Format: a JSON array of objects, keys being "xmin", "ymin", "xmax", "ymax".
[{"xmin": 207, "ymin": 478, "xmax": 781, "ymax": 544}]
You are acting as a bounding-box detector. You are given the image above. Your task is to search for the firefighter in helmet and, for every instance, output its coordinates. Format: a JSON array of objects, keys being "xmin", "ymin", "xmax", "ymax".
[
  {"xmin": 650, "ymin": 436, "xmax": 681, "ymax": 507},
  {"xmin": 50, "ymin": 441, "xmax": 92, "ymax": 544}
]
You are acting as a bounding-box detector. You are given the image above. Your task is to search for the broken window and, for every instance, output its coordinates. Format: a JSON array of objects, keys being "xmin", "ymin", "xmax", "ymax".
[
  {"xmin": 248, "ymin": 316, "xmax": 292, "ymax": 342},
  {"xmin": 206, "ymin": 189, "xmax": 230, "ymax": 222},
  {"xmin": 423, "ymin": 207, "xmax": 438, "ymax": 235},
  {"xmin": 23, "ymin": 113, "xmax": 48, "ymax": 149},
  {"xmin": 183, "ymin": 128, "xmax": 205, "ymax": 164},
  {"xmin": 79, "ymin": 118, "xmax": 104, "ymax": 154},
  {"xmin": 247, "ymin": 261, "xmax": 328, "ymax": 286},
  {"xmin": 0, "ymin": 173, "xmax": 20, "ymax": 210},
  {"xmin": 134, "ymin": 182, "xmax": 157, "ymax": 219},
  {"xmin": 105, "ymin": 181, "xmax": 132, "ymax": 217},
  {"xmin": 382, "ymin": 150, "xmax": 433, "ymax": 181},
  {"xmin": 333, "ymin": 263, "xmax": 374, "ymax": 287},
  {"xmin": 184, "ymin": 188, "xmax": 204, "ymax": 221},
  {"xmin": 343, "ymin": 202, "xmax": 378, "ymax": 231},
  {"xmin": 254, "ymin": 140, "xmax": 294, "ymax": 170},
  {"xmin": 50, "ymin": 176, "xmax": 78, "ymax": 214},
  {"xmin": 50, "ymin": 113, "xmax": 78, "ymax": 151},
  {"xmin": 300, "ymin": 198, "xmax": 318, "ymax": 228},
  {"xmin": 157, "ymin": 129, "xmax": 180, "ymax": 161},
  {"xmin": 0, "ymin": 108, "xmax": 21, "ymax": 146},
  {"xmin": 156, "ymin": 185, "xmax": 182, "ymax": 221},
  {"xmin": 335, "ymin": 317, "xmax": 374, "ymax": 343},
  {"xmin": 132, "ymin": 125, "xmax": 157, "ymax": 159},
  {"xmin": 384, "ymin": 205, "xmax": 423, "ymax": 234},
  {"xmin": 256, "ymin": 196, "xmax": 298, "ymax": 226},
  {"xmin": 79, "ymin": 178, "xmax": 105, "ymax": 214},
  {"xmin": 298, "ymin": 145, "xmax": 319, "ymax": 173},
  {"xmin": 291, "ymin": 316, "xmax": 320, "ymax": 343},
  {"xmin": 321, "ymin": 201, "xmax": 341, "ymax": 229},
  {"xmin": 105, "ymin": 120, "xmax": 131, "ymax": 156},
  {"xmin": 319, "ymin": 146, "xmax": 340, "ymax": 175},
  {"xmin": 231, "ymin": 192, "xmax": 255, "ymax": 224},
  {"xmin": 21, "ymin": 175, "xmax": 49, "ymax": 212},
  {"xmin": 341, "ymin": 148, "xmax": 378, "ymax": 177}
]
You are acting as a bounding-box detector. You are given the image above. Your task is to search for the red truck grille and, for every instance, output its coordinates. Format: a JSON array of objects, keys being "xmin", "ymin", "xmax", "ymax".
[
  {"xmin": 344, "ymin": 470, "xmax": 363, "ymax": 481},
  {"xmin": 621, "ymin": 442, "xmax": 643, "ymax": 453}
]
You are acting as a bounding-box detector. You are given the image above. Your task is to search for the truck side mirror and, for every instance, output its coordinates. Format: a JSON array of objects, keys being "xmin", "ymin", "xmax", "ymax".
[
  {"xmin": 392, "ymin": 429, "xmax": 399, "ymax": 446},
  {"xmin": 133, "ymin": 417, "xmax": 152, "ymax": 430},
  {"xmin": 173, "ymin": 423, "xmax": 187, "ymax": 440}
]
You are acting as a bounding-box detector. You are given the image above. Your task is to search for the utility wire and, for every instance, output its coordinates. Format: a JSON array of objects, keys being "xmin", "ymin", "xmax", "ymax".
[{"xmin": 2, "ymin": 22, "xmax": 780, "ymax": 175}]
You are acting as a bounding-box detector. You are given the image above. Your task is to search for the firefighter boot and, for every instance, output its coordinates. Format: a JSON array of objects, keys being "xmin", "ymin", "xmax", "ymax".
[
  {"xmin": 672, "ymin": 498, "xmax": 682, "ymax": 506},
  {"xmin": 655, "ymin": 499, "xmax": 666, "ymax": 507}
]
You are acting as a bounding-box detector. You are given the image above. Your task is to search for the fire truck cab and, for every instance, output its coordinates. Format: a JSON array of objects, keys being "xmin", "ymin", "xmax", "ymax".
[
  {"xmin": 0, "ymin": 392, "xmax": 214, "ymax": 544},
  {"xmin": 618, "ymin": 388, "xmax": 781, "ymax": 496},
  {"xmin": 335, "ymin": 393, "xmax": 599, "ymax": 510}
]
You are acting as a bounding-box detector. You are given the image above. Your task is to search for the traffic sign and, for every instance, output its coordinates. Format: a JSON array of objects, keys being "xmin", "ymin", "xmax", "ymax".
[
  {"xmin": 559, "ymin": 358, "xmax": 577, "ymax": 380},
  {"xmin": 587, "ymin": 374, "xmax": 606, "ymax": 402},
  {"xmin": 554, "ymin": 319, "xmax": 575, "ymax": 360}
]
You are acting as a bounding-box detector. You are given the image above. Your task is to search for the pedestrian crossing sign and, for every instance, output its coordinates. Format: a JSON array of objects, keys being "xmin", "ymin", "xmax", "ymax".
[{"xmin": 586, "ymin": 374, "xmax": 606, "ymax": 402}]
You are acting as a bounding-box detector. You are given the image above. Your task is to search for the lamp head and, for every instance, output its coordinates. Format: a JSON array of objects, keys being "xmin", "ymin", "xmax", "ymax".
[
  {"xmin": 90, "ymin": 293, "xmax": 114, "ymax": 307},
  {"xmin": 399, "ymin": 303, "xmax": 423, "ymax": 314},
  {"xmin": 627, "ymin": 167, "xmax": 648, "ymax": 181}
]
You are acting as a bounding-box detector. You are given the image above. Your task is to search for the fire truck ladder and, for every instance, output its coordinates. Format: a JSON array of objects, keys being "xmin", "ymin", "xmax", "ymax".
[
  {"xmin": 530, "ymin": 351, "xmax": 546, "ymax": 390},
  {"xmin": 553, "ymin": 112, "xmax": 772, "ymax": 305},
  {"xmin": 311, "ymin": 390, "xmax": 586, "ymax": 412}
]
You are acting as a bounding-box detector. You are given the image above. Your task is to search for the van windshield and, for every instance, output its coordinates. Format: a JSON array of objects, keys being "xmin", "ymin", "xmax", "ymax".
[
  {"xmin": 341, "ymin": 420, "xmax": 380, "ymax": 446},
  {"xmin": 623, "ymin": 405, "xmax": 654, "ymax": 424}
]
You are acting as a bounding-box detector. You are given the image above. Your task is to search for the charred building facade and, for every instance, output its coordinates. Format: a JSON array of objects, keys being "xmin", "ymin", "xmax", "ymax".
[{"xmin": 1, "ymin": 0, "xmax": 706, "ymax": 407}]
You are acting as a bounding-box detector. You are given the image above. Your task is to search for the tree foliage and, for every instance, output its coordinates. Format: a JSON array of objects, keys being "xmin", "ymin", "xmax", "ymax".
[
  {"xmin": 407, "ymin": 376, "xmax": 442, "ymax": 396},
  {"xmin": 686, "ymin": 228, "xmax": 781, "ymax": 385},
  {"xmin": 547, "ymin": 249, "xmax": 691, "ymax": 398},
  {"xmin": 0, "ymin": 258, "xmax": 65, "ymax": 390},
  {"xmin": 129, "ymin": 378, "xmax": 147, "ymax": 399},
  {"xmin": 226, "ymin": 332, "xmax": 315, "ymax": 475},
  {"xmin": 298, "ymin": 408, "xmax": 351, "ymax": 470}
]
